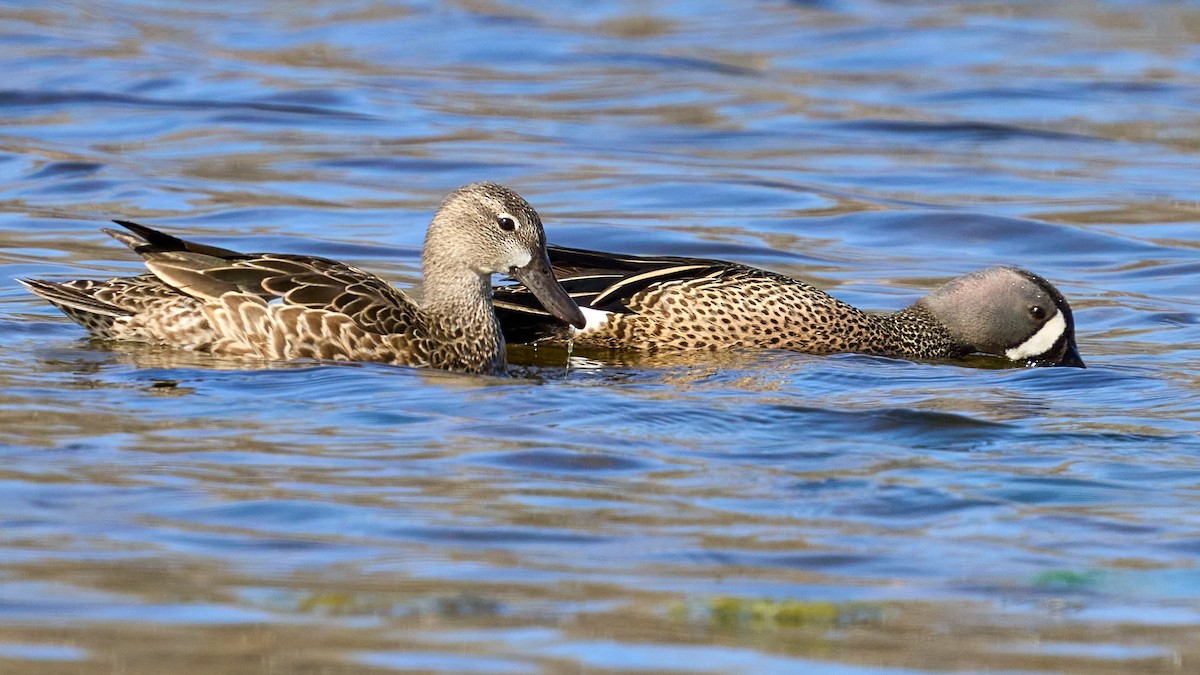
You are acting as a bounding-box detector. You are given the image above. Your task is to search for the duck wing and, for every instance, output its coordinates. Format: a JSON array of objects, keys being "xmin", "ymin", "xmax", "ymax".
[
  {"xmin": 496, "ymin": 245, "xmax": 729, "ymax": 313},
  {"xmin": 493, "ymin": 245, "xmax": 740, "ymax": 343},
  {"xmin": 113, "ymin": 220, "xmax": 421, "ymax": 337}
]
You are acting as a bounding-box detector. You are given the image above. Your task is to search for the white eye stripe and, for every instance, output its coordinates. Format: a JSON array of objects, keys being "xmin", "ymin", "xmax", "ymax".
[{"xmin": 1005, "ymin": 311, "xmax": 1066, "ymax": 361}]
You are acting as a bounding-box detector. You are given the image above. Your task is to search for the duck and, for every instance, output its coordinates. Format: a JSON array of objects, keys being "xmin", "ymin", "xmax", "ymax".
[
  {"xmin": 492, "ymin": 245, "xmax": 1085, "ymax": 368},
  {"xmin": 21, "ymin": 182, "xmax": 586, "ymax": 375}
]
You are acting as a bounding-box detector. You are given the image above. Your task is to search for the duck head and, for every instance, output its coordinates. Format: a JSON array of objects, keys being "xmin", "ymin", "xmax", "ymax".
[
  {"xmin": 425, "ymin": 183, "xmax": 585, "ymax": 329},
  {"xmin": 919, "ymin": 266, "xmax": 1084, "ymax": 368}
]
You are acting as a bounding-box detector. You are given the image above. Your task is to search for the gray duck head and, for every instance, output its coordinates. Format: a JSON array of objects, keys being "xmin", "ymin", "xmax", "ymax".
[
  {"xmin": 917, "ymin": 266, "xmax": 1084, "ymax": 368},
  {"xmin": 424, "ymin": 183, "xmax": 585, "ymax": 329}
]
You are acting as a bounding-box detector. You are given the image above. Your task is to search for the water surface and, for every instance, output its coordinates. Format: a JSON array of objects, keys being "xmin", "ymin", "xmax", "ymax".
[{"xmin": 2, "ymin": 1, "xmax": 1199, "ymax": 673}]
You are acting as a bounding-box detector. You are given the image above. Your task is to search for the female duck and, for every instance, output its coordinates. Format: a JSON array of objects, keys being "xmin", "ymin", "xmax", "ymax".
[
  {"xmin": 493, "ymin": 245, "xmax": 1084, "ymax": 368},
  {"xmin": 22, "ymin": 183, "xmax": 585, "ymax": 375}
]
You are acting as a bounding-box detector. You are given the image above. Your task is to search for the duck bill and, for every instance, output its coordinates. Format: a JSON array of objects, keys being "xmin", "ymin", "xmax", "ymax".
[
  {"xmin": 1053, "ymin": 336, "xmax": 1086, "ymax": 368},
  {"xmin": 511, "ymin": 252, "xmax": 586, "ymax": 329},
  {"xmin": 1032, "ymin": 335, "xmax": 1085, "ymax": 368}
]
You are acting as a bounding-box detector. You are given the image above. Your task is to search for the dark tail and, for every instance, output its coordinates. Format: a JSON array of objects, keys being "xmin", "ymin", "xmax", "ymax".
[{"xmin": 105, "ymin": 220, "xmax": 241, "ymax": 257}]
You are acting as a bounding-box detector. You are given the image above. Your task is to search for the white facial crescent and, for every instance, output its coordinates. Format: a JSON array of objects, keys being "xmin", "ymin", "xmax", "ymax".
[{"xmin": 1005, "ymin": 311, "xmax": 1066, "ymax": 361}]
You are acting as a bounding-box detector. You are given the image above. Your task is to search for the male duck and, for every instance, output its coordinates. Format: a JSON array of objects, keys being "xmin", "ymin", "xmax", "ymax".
[
  {"xmin": 22, "ymin": 183, "xmax": 586, "ymax": 375},
  {"xmin": 492, "ymin": 246, "xmax": 1085, "ymax": 368}
]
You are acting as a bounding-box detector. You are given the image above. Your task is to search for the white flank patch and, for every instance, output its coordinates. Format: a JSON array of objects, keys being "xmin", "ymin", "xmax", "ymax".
[
  {"xmin": 1005, "ymin": 311, "xmax": 1066, "ymax": 361},
  {"xmin": 574, "ymin": 306, "xmax": 612, "ymax": 335}
]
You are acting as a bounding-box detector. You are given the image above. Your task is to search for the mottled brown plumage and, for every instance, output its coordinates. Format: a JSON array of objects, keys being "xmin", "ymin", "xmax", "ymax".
[
  {"xmin": 493, "ymin": 246, "xmax": 1084, "ymax": 367},
  {"xmin": 22, "ymin": 183, "xmax": 585, "ymax": 375}
]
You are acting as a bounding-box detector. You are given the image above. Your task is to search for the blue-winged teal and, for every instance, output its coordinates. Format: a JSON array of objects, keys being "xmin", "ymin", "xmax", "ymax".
[
  {"xmin": 21, "ymin": 183, "xmax": 586, "ymax": 375},
  {"xmin": 493, "ymin": 246, "xmax": 1084, "ymax": 368}
]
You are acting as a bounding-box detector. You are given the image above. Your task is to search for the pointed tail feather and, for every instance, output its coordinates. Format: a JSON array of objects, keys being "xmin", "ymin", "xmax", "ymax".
[
  {"xmin": 102, "ymin": 227, "xmax": 146, "ymax": 252},
  {"xmin": 109, "ymin": 220, "xmax": 241, "ymax": 257},
  {"xmin": 18, "ymin": 278, "xmax": 128, "ymax": 317}
]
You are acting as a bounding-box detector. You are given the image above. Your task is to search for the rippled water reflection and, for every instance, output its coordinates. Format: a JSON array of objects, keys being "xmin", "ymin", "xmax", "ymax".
[{"xmin": 2, "ymin": 1, "xmax": 1200, "ymax": 672}]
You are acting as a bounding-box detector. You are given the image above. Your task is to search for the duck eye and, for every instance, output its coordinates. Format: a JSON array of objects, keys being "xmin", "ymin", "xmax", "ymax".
[
  {"xmin": 496, "ymin": 215, "xmax": 517, "ymax": 232},
  {"xmin": 1029, "ymin": 305, "xmax": 1046, "ymax": 320}
]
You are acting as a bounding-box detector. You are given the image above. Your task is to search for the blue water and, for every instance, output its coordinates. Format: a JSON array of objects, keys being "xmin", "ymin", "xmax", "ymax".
[{"xmin": 2, "ymin": 1, "xmax": 1199, "ymax": 672}]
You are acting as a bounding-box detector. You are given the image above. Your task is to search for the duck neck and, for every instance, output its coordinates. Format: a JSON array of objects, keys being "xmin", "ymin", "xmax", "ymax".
[
  {"xmin": 420, "ymin": 262, "xmax": 505, "ymax": 375},
  {"xmin": 862, "ymin": 305, "xmax": 960, "ymax": 360}
]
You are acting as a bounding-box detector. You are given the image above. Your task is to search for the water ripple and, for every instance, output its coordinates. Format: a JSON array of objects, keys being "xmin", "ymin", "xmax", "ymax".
[{"xmin": 0, "ymin": 89, "xmax": 374, "ymax": 120}]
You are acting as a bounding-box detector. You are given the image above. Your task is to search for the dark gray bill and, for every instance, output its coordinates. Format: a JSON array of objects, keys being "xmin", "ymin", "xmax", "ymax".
[
  {"xmin": 511, "ymin": 252, "xmax": 586, "ymax": 329},
  {"xmin": 1053, "ymin": 336, "xmax": 1086, "ymax": 368},
  {"xmin": 1031, "ymin": 334, "xmax": 1085, "ymax": 368}
]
